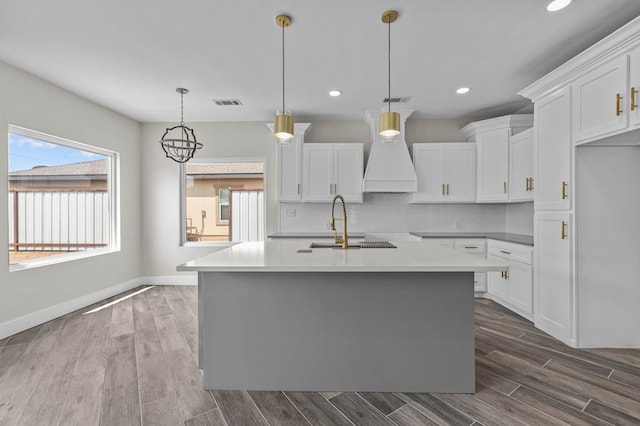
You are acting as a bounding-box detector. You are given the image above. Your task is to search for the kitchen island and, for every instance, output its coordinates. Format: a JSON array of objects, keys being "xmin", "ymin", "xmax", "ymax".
[{"xmin": 178, "ymin": 239, "xmax": 507, "ymax": 393}]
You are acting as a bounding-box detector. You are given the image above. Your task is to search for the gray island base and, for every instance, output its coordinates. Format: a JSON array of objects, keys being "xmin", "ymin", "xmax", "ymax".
[{"xmin": 198, "ymin": 270, "xmax": 475, "ymax": 393}]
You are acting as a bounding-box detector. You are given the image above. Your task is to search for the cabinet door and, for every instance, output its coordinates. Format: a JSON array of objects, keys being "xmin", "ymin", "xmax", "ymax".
[
  {"xmin": 535, "ymin": 212, "xmax": 573, "ymax": 344},
  {"xmin": 573, "ymin": 55, "xmax": 628, "ymax": 143},
  {"xmin": 487, "ymin": 254, "xmax": 508, "ymax": 301},
  {"xmin": 334, "ymin": 144, "xmax": 363, "ymax": 203},
  {"xmin": 507, "ymin": 260, "xmax": 533, "ymax": 315},
  {"xmin": 535, "ymin": 87, "xmax": 572, "ymax": 211},
  {"xmin": 446, "ymin": 144, "xmax": 476, "ymax": 202},
  {"xmin": 629, "ymin": 47, "xmax": 640, "ymax": 128},
  {"xmin": 509, "ymin": 129, "xmax": 533, "ymax": 202},
  {"xmin": 474, "ymin": 272, "xmax": 486, "ymax": 293},
  {"xmin": 476, "ymin": 129, "xmax": 509, "ymax": 202},
  {"xmin": 277, "ymin": 137, "xmax": 301, "ymax": 201},
  {"xmin": 411, "ymin": 144, "xmax": 445, "ymax": 202},
  {"xmin": 302, "ymin": 144, "xmax": 333, "ymax": 202}
]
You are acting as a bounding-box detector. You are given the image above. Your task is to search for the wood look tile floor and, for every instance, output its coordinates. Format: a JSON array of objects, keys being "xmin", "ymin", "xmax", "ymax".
[{"xmin": 1, "ymin": 286, "xmax": 640, "ymax": 425}]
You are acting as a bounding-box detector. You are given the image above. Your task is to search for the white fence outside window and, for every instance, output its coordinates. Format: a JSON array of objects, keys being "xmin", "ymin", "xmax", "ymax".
[{"xmin": 8, "ymin": 190, "xmax": 110, "ymax": 252}]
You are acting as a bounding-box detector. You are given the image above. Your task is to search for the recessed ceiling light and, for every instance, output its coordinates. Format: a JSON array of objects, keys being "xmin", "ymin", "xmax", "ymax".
[
  {"xmin": 456, "ymin": 87, "xmax": 471, "ymax": 95},
  {"xmin": 547, "ymin": 0, "xmax": 571, "ymax": 12},
  {"xmin": 329, "ymin": 90, "xmax": 343, "ymax": 97}
]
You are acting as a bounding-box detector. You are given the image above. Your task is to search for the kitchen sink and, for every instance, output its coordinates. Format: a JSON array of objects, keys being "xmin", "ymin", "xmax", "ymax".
[{"xmin": 309, "ymin": 241, "xmax": 397, "ymax": 249}]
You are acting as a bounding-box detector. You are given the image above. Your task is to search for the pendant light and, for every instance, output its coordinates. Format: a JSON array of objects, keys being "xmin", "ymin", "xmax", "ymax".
[
  {"xmin": 159, "ymin": 88, "xmax": 203, "ymax": 163},
  {"xmin": 274, "ymin": 14, "xmax": 294, "ymax": 143},
  {"xmin": 379, "ymin": 10, "xmax": 400, "ymax": 140}
]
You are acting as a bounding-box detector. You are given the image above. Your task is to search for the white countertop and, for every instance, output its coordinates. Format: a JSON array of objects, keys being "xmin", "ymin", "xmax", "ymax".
[{"xmin": 177, "ymin": 239, "xmax": 508, "ymax": 273}]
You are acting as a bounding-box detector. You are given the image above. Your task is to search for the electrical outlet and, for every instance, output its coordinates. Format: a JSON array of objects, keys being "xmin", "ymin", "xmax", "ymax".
[
  {"xmin": 284, "ymin": 208, "xmax": 296, "ymax": 217},
  {"xmin": 454, "ymin": 221, "xmax": 461, "ymax": 230},
  {"xmin": 201, "ymin": 210, "xmax": 207, "ymax": 218}
]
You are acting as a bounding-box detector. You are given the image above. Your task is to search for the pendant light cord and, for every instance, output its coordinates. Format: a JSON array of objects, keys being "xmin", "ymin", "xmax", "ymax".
[
  {"xmin": 282, "ymin": 24, "xmax": 286, "ymax": 113},
  {"xmin": 388, "ymin": 19, "xmax": 391, "ymax": 113}
]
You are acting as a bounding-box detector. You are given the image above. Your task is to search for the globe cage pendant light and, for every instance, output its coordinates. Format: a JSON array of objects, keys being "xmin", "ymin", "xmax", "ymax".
[
  {"xmin": 159, "ymin": 88, "xmax": 203, "ymax": 163},
  {"xmin": 274, "ymin": 14, "xmax": 294, "ymax": 143},
  {"xmin": 379, "ymin": 10, "xmax": 400, "ymax": 140}
]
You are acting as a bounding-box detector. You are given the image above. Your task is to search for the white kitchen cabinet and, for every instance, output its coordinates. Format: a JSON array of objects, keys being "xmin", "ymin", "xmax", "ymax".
[
  {"xmin": 302, "ymin": 143, "xmax": 363, "ymax": 203},
  {"xmin": 508, "ymin": 128, "xmax": 533, "ymax": 202},
  {"xmin": 534, "ymin": 87, "xmax": 572, "ymax": 211},
  {"xmin": 486, "ymin": 240, "xmax": 533, "ymax": 320},
  {"xmin": 534, "ymin": 212, "xmax": 572, "ymax": 344},
  {"xmin": 462, "ymin": 115, "xmax": 533, "ymax": 203},
  {"xmin": 629, "ymin": 47, "xmax": 640, "ymax": 128},
  {"xmin": 573, "ymin": 55, "xmax": 629, "ymax": 143},
  {"xmin": 410, "ymin": 143, "xmax": 475, "ymax": 203},
  {"xmin": 476, "ymin": 129, "xmax": 509, "ymax": 202},
  {"xmin": 272, "ymin": 123, "xmax": 310, "ymax": 202},
  {"xmin": 425, "ymin": 238, "xmax": 486, "ymax": 292}
]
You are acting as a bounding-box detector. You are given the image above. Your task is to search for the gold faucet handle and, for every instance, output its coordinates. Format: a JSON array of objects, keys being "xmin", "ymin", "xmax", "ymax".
[{"xmin": 330, "ymin": 217, "xmax": 336, "ymax": 231}]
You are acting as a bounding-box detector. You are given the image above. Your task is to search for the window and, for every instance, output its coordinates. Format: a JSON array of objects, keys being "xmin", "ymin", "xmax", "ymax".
[
  {"xmin": 218, "ymin": 188, "xmax": 229, "ymax": 223},
  {"xmin": 8, "ymin": 125, "xmax": 119, "ymax": 269},
  {"xmin": 181, "ymin": 159, "xmax": 264, "ymax": 244}
]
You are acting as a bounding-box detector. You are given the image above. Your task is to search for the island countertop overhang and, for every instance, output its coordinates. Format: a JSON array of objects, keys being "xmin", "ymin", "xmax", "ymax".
[{"xmin": 177, "ymin": 239, "xmax": 508, "ymax": 273}]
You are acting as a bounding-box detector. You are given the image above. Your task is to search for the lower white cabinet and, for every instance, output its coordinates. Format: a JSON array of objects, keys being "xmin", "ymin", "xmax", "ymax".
[
  {"xmin": 534, "ymin": 212, "xmax": 573, "ymax": 344},
  {"xmin": 486, "ymin": 240, "xmax": 533, "ymax": 320},
  {"xmin": 425, "ymin": 238, "xmax": 486, "ymax": 292}
]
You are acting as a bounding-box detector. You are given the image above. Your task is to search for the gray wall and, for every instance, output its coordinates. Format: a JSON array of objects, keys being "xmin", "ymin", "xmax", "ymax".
[{"xmin": 0, "ymin": 60, "xmax": 142, "ymax": 324}]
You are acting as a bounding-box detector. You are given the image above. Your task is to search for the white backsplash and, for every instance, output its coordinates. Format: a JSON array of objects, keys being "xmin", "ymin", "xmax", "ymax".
[
  {"xmin": 279, "ymin": 193, "xmax": 529, "ymax": 234},
  {"xmin": 506, "ymin": 202, "xmax": 534, "ymax": 235}
]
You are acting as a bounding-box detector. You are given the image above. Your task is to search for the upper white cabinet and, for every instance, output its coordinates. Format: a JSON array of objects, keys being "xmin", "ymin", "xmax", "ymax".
[
  {"xmin": 629, "ymin": 47, "xmax": 640, "ymax": 128},
  {"xmin": 572, "ymin": 44, "xmax": 640, "ymax": 144},
  {"xmin": 462, "ymin": 115, "xmax": 533, "ymax": 203},
  {"xmin": 534, "ymin": 87, "xmax": 572, "ymax": 211},
  {"xmin": 476, "ymin": 129, "xmax": 509, "ymax": 202},
  {"xmin": 302, "ymin": 143, "xmax": 363, "ymax": 203},
  {"xmin": 509, "ymin": 128, "xmax": 534, "ymax": 202},
  {"xmin": 410, "ymin": 143, "xmax": 475, "ymax": 203},
  {"xmin": 572, "ymin": 55, "xmax": 628, "ymax": 143},
  {"xmin": 272, "ymin": 123, "xmax": 310, "ymax": 202}
]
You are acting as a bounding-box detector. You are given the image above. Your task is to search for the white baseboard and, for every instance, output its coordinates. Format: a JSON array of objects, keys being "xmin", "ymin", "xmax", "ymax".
[
  {"xmin": 0, "ymin": 277, "xmax": 145, "ymax": 341},
  {"xmin": 141, "ymin": 274, "xmax": 197, "ymax": 286}
]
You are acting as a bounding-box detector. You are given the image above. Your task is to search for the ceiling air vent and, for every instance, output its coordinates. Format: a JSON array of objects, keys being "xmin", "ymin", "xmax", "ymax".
[
  {"xmin": 383, "ymin": 96, "xmax": 411, "ymax": 103},
  {"xmin": 213, "ymin": 99, "xmax": 243, "ymax": 106}
]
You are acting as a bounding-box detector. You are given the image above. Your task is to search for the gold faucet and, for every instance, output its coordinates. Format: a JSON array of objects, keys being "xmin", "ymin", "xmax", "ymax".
[{"xmin": 330, "ymin": 194, "xmax": 349, "ymax": 249}]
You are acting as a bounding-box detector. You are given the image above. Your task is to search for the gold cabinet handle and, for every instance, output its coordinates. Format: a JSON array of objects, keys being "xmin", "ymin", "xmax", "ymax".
[
  {"xmin": 503, "ymin": 181, "xmax": 507, "ymax": 194},
  {"xmin": 334, "ymin": 183, "xmax": 337, "ymax": 194},
  {"xmin": 464, "ymin": 246, "xmax": 478, "ymax": 249},
  {"xmin": 446, "ymin": 184, "xmax": 450, "ymax": 195},
  {"xmin": 442, "ymin": 184, "xmax": 445, "ymax": 195},
  {"xmin": 297, "ymin": 183, "xmax": 300, "ymax": 194},
  {"xmin": 632, "ymin": 87, "xmax": 638, "ymax": 111},
  {"xmin": 501, "ymin": 271, "xmax": 505, "ymax": 279},
  {"xmin": 525, "ymin": 178, "xmax": 529, "ymax": 192},
  {"xmin": 562, "ymin": 181, "xmax": 568, "ymax": 200},
  {"xmin": 616, "ymin": 93, "xmax": 623, "ymax": 116},
  {"xmin": 561, "ymin": 221, "xmax": 568, "ymax": 240},
  {"xmin": 529, "ymin": 177, "xmax": 534, "ymax": 191},
  {"xmin": 499, "ymin": 250, "xmax": 511, "ymax": 255}
]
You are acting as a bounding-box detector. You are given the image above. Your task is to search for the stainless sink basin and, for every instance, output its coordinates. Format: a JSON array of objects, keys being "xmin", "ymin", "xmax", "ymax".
[{"xmin": 309, "ymin": 241, "xmax": 397, "ymax": 249}]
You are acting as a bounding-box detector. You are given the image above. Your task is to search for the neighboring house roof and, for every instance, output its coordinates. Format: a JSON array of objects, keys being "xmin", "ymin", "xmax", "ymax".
[
  {"xmin": 9, "ymin": 159, "xmax": 108, "ymax": 179},
  {"xmin": 186, "ymin": 162, "xmax": 263, "ymax": 175},
  {"xmin": 9, "ymin": 159, "xmax": 263, "ymax": 179}
]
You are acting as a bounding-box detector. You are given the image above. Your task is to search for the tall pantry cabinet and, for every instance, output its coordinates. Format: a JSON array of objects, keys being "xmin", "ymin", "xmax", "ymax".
[{"xmin": 519, "ymin": 15, "xmax": 640, "ymax": 348}]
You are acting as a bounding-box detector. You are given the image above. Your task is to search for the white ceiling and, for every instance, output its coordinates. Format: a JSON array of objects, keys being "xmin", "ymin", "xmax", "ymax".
[{"xmin": 1, "ymin": 1, "xmax": 639, "ymax": 123}]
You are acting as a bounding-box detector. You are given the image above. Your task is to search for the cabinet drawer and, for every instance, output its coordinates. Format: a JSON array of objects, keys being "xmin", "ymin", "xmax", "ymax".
[
  {"xmin": 453, "ymin": 239, "xmax": 486, "ymax": 254},
  {"xmin": 487, "ymin": 240, "xmax": 532, "ymax": 264},
  {"xmin": 424, "ymin": 238, "xmax": 454, "ymax": 248}
]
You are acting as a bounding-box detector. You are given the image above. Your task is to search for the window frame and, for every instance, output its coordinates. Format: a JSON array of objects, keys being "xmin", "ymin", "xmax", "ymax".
[
  {"xmin": 217, "ymin": 187, "xmax": 230, "ymax": 225},
  {"xmin": 8, "ymin": 125, "xmax": 120, "ymax": 271},
  {"xmin": 179, "ymin": 157, "xmax": 265, "ymax": 247}
]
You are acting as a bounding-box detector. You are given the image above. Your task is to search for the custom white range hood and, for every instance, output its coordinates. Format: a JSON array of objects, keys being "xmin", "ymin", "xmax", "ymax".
[{"xmin": 363, "ymin": 109, "xmax": 417, "ymax": 193}]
